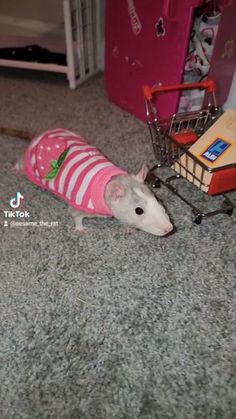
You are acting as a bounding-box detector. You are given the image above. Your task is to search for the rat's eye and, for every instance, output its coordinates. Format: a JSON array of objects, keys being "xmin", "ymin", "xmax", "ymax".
[{"xmin": 135, "ymin": 207, "xmax": 144, "ymax": 215}]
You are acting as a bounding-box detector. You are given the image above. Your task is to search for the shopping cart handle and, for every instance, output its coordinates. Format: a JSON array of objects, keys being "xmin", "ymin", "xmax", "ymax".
[{"xmin": 143, "ymin": 79, "xmax": 216, "ymax": 100}]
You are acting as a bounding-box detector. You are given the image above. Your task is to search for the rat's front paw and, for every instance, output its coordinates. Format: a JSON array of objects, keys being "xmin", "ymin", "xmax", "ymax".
[
  {"xmin": 124, "ymin": 225, "xmax": 136, "ymax": 235},
  {"xmin": 73, "ymin": 226, "xmax": 88, "ymax": 236},
  {"xmin": 10, "ymin": 160, "xmax": 24, "ymax": 175}
]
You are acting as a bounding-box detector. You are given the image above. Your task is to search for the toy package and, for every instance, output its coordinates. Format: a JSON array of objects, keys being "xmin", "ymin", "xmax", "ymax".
[{"xmin": 172, "ymin": 109, "xmax": 236, "ymax": 194}]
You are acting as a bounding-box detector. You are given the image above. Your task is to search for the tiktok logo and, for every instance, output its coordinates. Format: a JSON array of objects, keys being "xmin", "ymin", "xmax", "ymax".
[
  {"xmin": 3, "ymin": 192, "xmax": 29, "ymax": 225},
  {"xmin": 9, "ymin": 192, "xmax": 24, "ymax": 209}
]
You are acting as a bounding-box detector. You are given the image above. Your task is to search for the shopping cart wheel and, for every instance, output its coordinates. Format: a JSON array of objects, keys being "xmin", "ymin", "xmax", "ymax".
[
  {"xmin": 226, "ymin": 208, "xmax": 233, "ymax": 216},
  {"xmin": 152, "ymin": 179, "xmax": 161, "ymax": 189},
  {"xmin": 221, "ymin": 200, "xmax": 234, "ymax": 216},
  {"xmin": 192, "ymin": 213, "xmax": 202, "ymax": 224}
]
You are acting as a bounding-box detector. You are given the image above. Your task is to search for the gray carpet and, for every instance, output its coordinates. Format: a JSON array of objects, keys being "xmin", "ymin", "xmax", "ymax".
[{"xmin": 0, "ymin": 68, "xmax": 235, "ymax": 419}]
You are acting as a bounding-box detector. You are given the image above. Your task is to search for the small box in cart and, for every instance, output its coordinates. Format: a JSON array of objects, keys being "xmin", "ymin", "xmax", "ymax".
[{"xmin": 173, "ymin": 109, "xmax": 236, "ymax": 195}]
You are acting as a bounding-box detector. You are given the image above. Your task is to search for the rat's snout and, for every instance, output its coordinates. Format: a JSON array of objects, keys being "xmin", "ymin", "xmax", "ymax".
[
  {"xmin": 140, "ymin": 219, "xmax": 174, "ymax": 237},
  {"xmin": 163, "ymin": 223, "xmax": 176, "ymax": 237},
  {"xmin": 157, "ymin": 221, "xmax": 174, "ymax": 237},
  {"xmin": 163, "ymin": 223, "xmax": 174, "ymax": 235},
  {"xmin": 139, "ymin": 198, "xmax": 175, "ymax": 237}
]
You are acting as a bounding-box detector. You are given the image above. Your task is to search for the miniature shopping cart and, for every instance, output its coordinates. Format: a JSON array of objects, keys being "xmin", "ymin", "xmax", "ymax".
[{"xmin": 143, "ymin": 79, "xmax": 236, "ymax": 224}]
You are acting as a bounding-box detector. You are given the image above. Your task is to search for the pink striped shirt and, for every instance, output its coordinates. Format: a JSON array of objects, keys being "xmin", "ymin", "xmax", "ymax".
[{"xmin": 23, "ymin": 128, "xmax": 127, "ymax": 216}]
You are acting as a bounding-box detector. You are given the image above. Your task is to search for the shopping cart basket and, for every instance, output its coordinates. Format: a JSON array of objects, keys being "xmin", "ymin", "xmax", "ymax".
[{"xmin": 143, "ymin": 79, "xmax": 236, "ymax": 224}]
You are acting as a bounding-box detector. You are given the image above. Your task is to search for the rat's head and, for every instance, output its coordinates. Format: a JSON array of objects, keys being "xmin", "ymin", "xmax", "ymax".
[{"xmin": 105, "ymin": 165, "xmax": 174, "ymax": 237}]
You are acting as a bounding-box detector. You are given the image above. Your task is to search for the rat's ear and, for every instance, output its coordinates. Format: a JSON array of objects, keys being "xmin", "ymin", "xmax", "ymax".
[
  {"xmin": 107, "ymin": 182, "xmax": 126, "ymax": 201},
  {"xmin": 133, "ymin": 164, "xmax": 149, "ymax": 183}
]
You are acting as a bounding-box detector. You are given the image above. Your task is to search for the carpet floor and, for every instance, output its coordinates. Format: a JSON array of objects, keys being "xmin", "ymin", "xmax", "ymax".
[{"xmin": 0, "ymin": 68, "xmax": 235, "ymax": 419}]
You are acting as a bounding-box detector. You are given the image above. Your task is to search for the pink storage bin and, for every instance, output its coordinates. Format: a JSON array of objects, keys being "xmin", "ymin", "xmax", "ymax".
[{"xmin": 105, "ymin": 0, "xmax": 203, "ymax": 121}]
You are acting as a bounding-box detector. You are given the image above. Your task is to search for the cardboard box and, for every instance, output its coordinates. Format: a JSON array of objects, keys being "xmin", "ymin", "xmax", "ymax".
[{"xmin": 172, "ymin": 110, "xmax": 236, "ymax": 193}]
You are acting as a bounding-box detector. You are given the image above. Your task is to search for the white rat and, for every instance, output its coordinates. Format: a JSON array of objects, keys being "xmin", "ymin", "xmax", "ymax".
[
  {"xmin": 70, "ymin": 169, "xmax": 173, "ymax": 236},
  {"xmin": 2, "ymin": 127, "xmax": 173, "ymax": 236}
]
